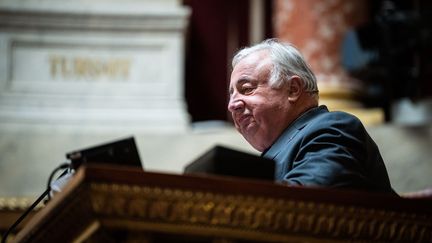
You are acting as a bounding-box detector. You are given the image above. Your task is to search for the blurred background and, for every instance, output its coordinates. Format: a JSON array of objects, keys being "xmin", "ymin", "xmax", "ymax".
[{"xmin": 0, "ymin": 0, "xmax": 431, "ymax": 203}]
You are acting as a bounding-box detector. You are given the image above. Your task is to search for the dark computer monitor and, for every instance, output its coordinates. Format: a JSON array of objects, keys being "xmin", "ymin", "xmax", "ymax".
[
  {"xmin": 66, "ymin": 136, "xmax": 142, "ymax": 170},
  {"xmin": 184, "ymin": 145, "xmax": 275, "ymax": 181}
]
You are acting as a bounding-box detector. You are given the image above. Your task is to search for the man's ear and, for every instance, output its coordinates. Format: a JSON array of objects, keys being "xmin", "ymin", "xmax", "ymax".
[{"xmin": 287, "ymin": 76, "xmax": 302, "ymax": 102}]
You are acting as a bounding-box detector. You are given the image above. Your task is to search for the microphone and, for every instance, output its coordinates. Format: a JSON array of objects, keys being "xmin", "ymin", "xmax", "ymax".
[{"xmin": 49, "ymin": 170, "xmax": 75, "ymax": 198}]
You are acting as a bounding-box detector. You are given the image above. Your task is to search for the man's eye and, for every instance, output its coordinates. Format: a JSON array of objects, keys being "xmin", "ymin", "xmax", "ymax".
[{"xmin": 240, "ymin": 86, "xmax": 255, "ymax": 94}]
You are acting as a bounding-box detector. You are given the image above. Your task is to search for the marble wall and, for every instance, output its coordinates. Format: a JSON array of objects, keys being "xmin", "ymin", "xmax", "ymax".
[
  {"xmin": 0, "ymin": 0, "xmax": 198, "ymax": 199},
  {"xmin": 0, "ymin": 0, "xmax": 190, "ymax": 133},
  {"xmin": 0, "ymin": 0, "xmax": 194, "ymax": 198},
  {"xmin": 273, "ymin": 0, "xmax": 384, "ymax": 125}
]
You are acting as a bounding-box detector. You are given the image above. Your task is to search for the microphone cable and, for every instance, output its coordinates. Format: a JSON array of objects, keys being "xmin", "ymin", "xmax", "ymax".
[{"xmin": 1, "ymin": 162, "xmax": 71, "ymax": 243}]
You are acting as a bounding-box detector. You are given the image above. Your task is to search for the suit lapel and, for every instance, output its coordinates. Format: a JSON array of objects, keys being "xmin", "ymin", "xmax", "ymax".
[
  {"xmin": 262, "ymin": 105, "xmax": 329, "ymax": 180},
  {"xmin": 261, "ymin": 105, "xmax": 328, "ymax": 160}
]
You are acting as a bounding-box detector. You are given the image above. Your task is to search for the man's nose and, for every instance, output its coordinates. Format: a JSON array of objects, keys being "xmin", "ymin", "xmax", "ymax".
[{"xmin": 228, "ymin": 98, "xmax": 245, "ymax": 113}]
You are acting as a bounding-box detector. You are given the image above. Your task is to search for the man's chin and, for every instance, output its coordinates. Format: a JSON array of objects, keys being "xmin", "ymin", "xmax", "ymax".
[
  {"xmin": 242, "ymin": 132, "xmax": 261, "ymax": 148},
  {"xmin": 245, "ymin": 138, "xmax": 265, "ymax": 152}
]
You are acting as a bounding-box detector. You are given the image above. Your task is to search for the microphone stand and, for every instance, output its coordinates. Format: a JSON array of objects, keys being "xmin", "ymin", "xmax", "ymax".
[
  {"xmin": 1, "ymin": 189, "xmax": 49, "ymax": 243},
  {"xmin": 1, "ymin": 163, "xmax": 70, "ymax": 243}
]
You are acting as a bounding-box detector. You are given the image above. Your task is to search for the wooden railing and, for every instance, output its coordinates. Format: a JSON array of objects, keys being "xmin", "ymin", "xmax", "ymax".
[{"xmin": 4, "ymin": 164, "xmax": 432, "ymax": 242}]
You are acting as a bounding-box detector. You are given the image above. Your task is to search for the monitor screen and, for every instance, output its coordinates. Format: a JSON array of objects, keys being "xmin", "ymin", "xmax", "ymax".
[
  {"xmin": 184, "ymin": 145, "xmax": 275, "ymax": 181},
  {"xmin": 66, "ymin": 136, "xmax": 142, "ymax": 170}
]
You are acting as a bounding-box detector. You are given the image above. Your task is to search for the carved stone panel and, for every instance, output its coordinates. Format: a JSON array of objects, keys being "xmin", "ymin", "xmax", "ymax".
[{"xmin": 0, "ymin": 0, "xmax": 190, "ymax": 132}]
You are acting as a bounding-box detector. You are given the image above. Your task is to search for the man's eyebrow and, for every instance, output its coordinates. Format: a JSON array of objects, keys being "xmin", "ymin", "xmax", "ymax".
[
  {"xmin": 229, "ymin": 78, "xmax": 252, "ymax": 95},
  {"xmin": 236, "ymin": 78, "xmax": 253, "ymax": 87}
]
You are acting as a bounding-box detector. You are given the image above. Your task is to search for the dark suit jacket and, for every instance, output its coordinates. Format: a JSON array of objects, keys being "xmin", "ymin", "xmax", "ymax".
[{"xmin": 262, "ymin": 105, "xmax": 395, "ymax": 193}]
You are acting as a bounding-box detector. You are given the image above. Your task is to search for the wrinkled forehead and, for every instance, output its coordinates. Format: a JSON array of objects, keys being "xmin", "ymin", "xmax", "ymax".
[
  {"xmin": 233, "ymin": 49, "xmax": 270, "ymax": 70},
  {"xmin": 229, "ymin": 51, "xmax": 272, "ymax": 91}
]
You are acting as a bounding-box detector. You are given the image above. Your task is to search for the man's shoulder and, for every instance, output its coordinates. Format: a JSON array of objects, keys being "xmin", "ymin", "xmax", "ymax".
[
  {"xmin": 310, "ymin": 107, "xmax": 362, "ymax": 126},
  {"xmin": 298, "ymin": 107, "xmax": 365, "ymax": 136},
  {"xmin": 278, "ymin": 106, "xmax": 365, "ymax": 143}
]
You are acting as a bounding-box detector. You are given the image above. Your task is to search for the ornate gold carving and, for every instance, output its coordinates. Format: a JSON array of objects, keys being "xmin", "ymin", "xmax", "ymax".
[
  {"xmin": 0, "ymin": 197, "xmax": 43, "ymax": 210},
  {"xmin": 149, "ymin": 199, "xmax": 170, "ymax": 219},
  {"xmin": 88, "ymin": 183, "xmax": 432, "ymax": 242}
]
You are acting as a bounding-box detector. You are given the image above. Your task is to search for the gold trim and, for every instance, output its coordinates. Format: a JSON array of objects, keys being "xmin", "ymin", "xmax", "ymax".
[
  {"xmin": 88, "ymin": 183, "xmax": 432, "ymax": 242},
  {"xmin": 0, "ymin": 197, "xmax": 43, "ymax": 210},
  {"xmin": 318, "ymin": 86, "xmax": 363, "ymax": 100}
]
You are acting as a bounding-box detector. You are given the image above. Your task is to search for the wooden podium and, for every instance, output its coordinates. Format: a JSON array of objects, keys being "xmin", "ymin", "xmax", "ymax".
[{"xmin": 13, "ymin": 165, "xmax": 432, "ymax": 242}]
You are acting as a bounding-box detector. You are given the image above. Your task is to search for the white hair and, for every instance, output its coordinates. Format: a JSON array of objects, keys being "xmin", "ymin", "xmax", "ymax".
[{"xmin": 232, "ymin": 38, "xmax": 319, "ymax": 99}]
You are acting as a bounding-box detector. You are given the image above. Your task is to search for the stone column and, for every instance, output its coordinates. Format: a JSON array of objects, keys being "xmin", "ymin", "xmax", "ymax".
[
  {"xmin": 0, "ymin": 0, "xmax": 191, "ymax": 133},
  {"xmin": 0, "ymin": 0, "xmax": 191, "ymax": 197},
  {"xmin": 274, "ymin": 0, "xmax": 383, "ymax": 124}
]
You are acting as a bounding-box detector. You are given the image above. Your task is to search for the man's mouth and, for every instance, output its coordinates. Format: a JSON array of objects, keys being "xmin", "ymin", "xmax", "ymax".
[{"xmin": 237, "ymin": 114, "xmax": 253, "ymax": 128}]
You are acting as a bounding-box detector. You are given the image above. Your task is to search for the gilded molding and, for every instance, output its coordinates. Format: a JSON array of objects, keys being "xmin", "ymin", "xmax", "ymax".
[
  {"xmin": 88, "ymin": 183, "xmax": 432, "ymax": 242},
  {"xmin": 0, "ymin": 197, "xmax": 42, "ymax": 211}
]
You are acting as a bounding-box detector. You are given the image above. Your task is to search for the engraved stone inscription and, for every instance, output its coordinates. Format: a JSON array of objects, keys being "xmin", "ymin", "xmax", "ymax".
[
  {"xmin": 49, "ymin": 55, "xmax": 131, "ymax": 80},
  {"xmin": 11, "ymin": 42, "xmax": 163, "ymax": 83}
]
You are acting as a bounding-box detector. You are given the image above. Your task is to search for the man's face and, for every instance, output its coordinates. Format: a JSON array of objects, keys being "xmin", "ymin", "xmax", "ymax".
[{"xmin": 228, "ymin": 51, "xmax": 293, "ymax": 152}]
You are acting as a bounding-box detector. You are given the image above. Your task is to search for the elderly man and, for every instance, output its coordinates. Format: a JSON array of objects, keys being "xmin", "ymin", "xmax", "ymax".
[{"xmin": 228, "ymin": 38, "xmax": 395, "ymax": 193}]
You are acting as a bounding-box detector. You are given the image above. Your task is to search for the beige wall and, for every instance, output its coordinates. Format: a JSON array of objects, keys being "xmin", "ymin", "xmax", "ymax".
[{"xmin": 0, "ymin": 123, "xmax": 431, "ymax": 198}]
